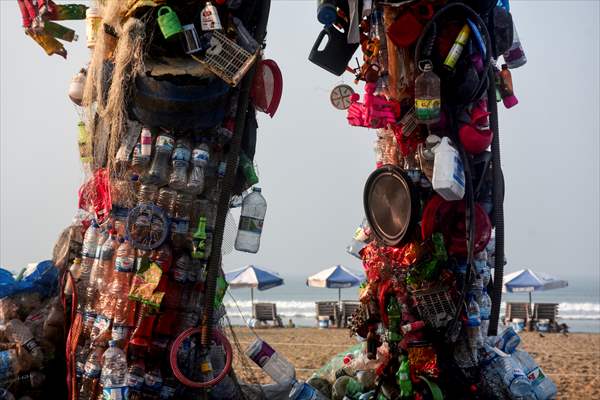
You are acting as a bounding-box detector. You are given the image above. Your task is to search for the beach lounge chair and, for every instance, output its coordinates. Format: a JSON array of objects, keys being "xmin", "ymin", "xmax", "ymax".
[
  {"xmin": 533, "ymin": 303, "xmax": 559, "ymax": 332},
  {"xmin": 253, "ymin": 302, "xmax": 283, "ymax": 327},
  {"xmin": 315, "ymin": 301, "xmax": 340, "ymax": 328},
  {"xmin": 505, "ymin": 302, "xmax": 530, "ymax": 328},
  {"xmin": 341, "ymin": 301, "xmax": 361, "ymax": 328}
]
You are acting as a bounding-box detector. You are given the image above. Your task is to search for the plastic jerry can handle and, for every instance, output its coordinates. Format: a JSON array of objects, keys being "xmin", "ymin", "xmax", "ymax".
[{"xmin": 158, "ymin": 6, "xmax": 173, "ymax": 16}]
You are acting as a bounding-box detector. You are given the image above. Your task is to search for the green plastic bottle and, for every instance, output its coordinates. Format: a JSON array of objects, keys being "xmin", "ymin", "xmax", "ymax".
[
  {"xmin": 387, "ymin": 297, "xmax": 402, "ymax": 342},
  {"xmin": 397, "ymin": 355, "xmax": 413, "ymax": 398}
]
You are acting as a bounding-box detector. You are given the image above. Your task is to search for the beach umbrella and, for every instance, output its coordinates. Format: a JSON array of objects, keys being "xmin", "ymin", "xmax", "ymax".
[
  {"xmin": 225, "ymin": 265, "xmax": 284, "ymax": 317},
  {"xmin": 503, "ymin": 268, "xmax": 568, "ymax": 312},
  {"xmin": 307, "ymin": 265, "xmax": 363, "ymax": 305}
]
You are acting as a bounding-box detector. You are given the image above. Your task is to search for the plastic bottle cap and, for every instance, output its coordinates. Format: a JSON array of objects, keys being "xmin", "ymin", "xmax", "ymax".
[{"xmin": 108, "ymin": 340, "xmax": 118, "ymax": 347}]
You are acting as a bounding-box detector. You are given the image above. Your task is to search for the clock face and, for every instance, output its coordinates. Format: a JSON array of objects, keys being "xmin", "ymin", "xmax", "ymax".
[{"xmin": 330, "ymin": 84, "xmax": 355, "ymax": 110}]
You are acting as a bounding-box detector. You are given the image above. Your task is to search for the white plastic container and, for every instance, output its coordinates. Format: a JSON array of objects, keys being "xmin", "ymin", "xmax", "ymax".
[
  {"xmin": 432, "ymin": 137, "xmax": 465, "ymax": 201},
  {"xmin": 68, "ymin": 69, "xmax": 86, "ymax": 106}
]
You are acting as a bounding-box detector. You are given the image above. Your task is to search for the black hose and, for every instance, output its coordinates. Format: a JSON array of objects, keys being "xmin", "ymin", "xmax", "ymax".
[
  {"xmin": 200, "ymin": 0, "xmax": 271, "ymax": 348},
  {"xmin": 487, "ymin": 65, "xmax": 504, "ymax": 336}
]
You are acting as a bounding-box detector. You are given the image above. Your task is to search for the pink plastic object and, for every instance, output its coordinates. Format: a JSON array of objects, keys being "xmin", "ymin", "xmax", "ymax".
[
  {"xmin": 459, "ymin": 101, "xmax": 493, "ymax": 154},
  {"xmin": 251, "ymin": 59, "xmax": 283, "ymax": 118},
  {"xmin": 347, "ymin": 83, "xmax": 399, "ymax": 129}
]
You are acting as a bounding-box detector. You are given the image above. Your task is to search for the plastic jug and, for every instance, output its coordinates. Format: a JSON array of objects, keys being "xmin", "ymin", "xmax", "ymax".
[
  {"xmin": 157, "ymin": 7, "xmax": 182, "ymax": 39},
  {"xmin": 432, "ymin": 137, "xmax": 465, "ymax": 201},
  {"xmin": 309, "ymin": 25, "xmax": 359, "ymax": 76}
]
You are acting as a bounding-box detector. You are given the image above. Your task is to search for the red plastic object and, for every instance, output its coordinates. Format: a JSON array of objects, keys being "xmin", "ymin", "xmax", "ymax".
[
  {"xmin": 421, "ymin": 195, "xmax": 491, "ymax": 256},
  {"xmin": 78, "ymin": 168, "xmax": 112, "ymax": 223},
  {"xmin": 169, "ymin": 327, "xmax": 233, "ymax": 388},
  {"xmin": 459, "ymin": 102, "xmax": 493, "ymax": 154},
  {"xmin": 387, "ymin": 11, "xmax": 423, "ymax": 48},
  {"xmin": 251, "ymin": 59, "xmax": 283, "ymax": 118}
]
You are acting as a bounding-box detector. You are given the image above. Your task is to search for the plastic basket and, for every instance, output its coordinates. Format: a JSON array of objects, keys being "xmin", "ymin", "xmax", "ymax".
[
  {"xmin": 412, "ymin": 286, "xmax": 456, "ymax": 329},
  {"xmin": 201, "ymin": 31, "xmax": 257, "ymax": 86}
]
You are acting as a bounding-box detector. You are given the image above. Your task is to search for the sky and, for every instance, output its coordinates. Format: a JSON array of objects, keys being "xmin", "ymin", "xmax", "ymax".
[{"xmin": 1, "ymin": 1, "xmax": 599, "ymax": 286}]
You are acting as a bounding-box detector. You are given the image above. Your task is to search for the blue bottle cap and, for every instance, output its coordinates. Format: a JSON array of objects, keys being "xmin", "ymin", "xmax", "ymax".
[
  {"xmin": 317, "ymin": 4, "xmax": 337, "ymax": 26},
  {"xmin": 108, "ymin": 340, "xmax": 118, "ymax": 347}
]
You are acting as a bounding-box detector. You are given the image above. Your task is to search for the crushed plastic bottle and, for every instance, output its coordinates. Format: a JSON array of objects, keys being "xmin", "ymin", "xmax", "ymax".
[
  {"xmin": 187, "ymin": 141, "xmax": 210, "ymax": 194},
  {"xmin": 79, "ymin": 346, "xmax": 104, "ymax": 400}
]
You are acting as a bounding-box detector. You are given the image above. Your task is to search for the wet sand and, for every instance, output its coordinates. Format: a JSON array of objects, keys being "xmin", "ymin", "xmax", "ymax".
[{"xmin": 227, "ymin": 327, "xmax": 600, "ymax": 399}]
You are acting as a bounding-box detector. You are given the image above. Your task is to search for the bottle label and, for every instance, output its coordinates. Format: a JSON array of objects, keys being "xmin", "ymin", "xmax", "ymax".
[
  {"xmin": 415, "ymin": 98, "xmax": 441, "ymax": 121},
  {"xmin": 101, "ymin": 245, "xmax": 116, "ymax": 262},
  {"xmin": 84, "ymin": 359, "xmax": 102, "ymax": 378},
  {"xmin": 192, "ymin": 148, "xmax": 210, "ymax": 163},
  {"xmin": 526, "ymin": 367, "xmax": 545, "ymax": 385},
  {"xmin": 23, "ymin": 338, "xmax": 40, "ymax": 354},
  {"xmin": 172, "ymin": 147, "xmax": 191, "ymax": 162},
  {"xmin": 115, "ymin": 255, "xmax": 135, "ymax": 272},
  {"xmin": 126, "ymin": 370, "xmax": 145, "ymax": 390},
  {"xmin": 238, "ymin": 216, "xmax": 264, "ymax": 235},
  {"xmin": 173, "ymin": 267, "xmax": 188, "ymax": 283},
  {"xmin": 246, "ymin": 340, "xmax": 275, "ymax": 367},
  {"xmin": 144, "ymin": 372, "xmax": 163, "ymax": 391},
  {"xmin": 111, "ymin": 324, "xmax": 130, "ymax": 341},
  {"xmin": 155, "ymin": 136, "xmax": 175, "ymax": 152},
  {"xmin": 171, "ymin": 218, "xmax": 189, "ymax": 235},
  {"xmin": 103, "ymin": 386, "xmax": 127, "ymax": 400},
  {"xmin": 453, "ymin": 155, "xmax": 465, "ymax": 188},
  {"xmin": 160, "ymin": 384, "xmax": 176, "ymax": 398}
]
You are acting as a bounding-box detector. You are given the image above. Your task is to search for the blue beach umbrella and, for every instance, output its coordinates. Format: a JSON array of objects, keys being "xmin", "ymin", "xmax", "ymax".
[
  {"xmin": 225, "ymin": 265, "xmax": 284, "ymax": 316},
  {"xmin": 306, "ymin": 265, "xmax": 364, "ymax": 305},
  {"xmin": 503, "ymin": 268, "xmax": 568, "ymax": 311}
]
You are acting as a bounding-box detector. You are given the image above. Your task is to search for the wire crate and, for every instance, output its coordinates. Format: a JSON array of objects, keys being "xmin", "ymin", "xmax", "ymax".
[
  {"xmin": 412, "ymin": 286, "xmax": 456, "ymax": 329},
  {"xmin": 202, "ymin": 31, "xmax": 257, "ymax": 86}
]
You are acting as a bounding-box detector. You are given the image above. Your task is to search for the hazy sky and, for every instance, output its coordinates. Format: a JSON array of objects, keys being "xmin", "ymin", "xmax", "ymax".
[{"xmin": 1, "ymin": 1, "xmax": 599, "ymax": 283}]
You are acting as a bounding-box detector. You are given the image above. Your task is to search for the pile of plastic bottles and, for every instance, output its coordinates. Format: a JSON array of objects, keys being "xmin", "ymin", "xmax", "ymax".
[{"xmin": 0, "ymin": 262, "xmax": 64, "ymax": 399}]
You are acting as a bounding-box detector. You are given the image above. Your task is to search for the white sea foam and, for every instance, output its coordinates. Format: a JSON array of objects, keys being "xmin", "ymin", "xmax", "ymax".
[{"xmin": 225, "ymin": 300, "xmax": 600, "ymax": 320}]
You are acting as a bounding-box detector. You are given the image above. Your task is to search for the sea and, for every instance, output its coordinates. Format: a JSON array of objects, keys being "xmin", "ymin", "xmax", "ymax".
[{"xmin": 224, "ymin": 275, "xmax": 600, "ymax": 333}]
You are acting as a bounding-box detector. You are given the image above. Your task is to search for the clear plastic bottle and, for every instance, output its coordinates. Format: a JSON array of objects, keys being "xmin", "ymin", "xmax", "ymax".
[
  {"xmin": 79, "ymin": 346, "xmax": 104, "ymax": 400},
  {"xmin": 169, "ymin": 138, "xmax": 192, "ymax": 190},
  {"xmin": 245, "ymin": 338, "xmax": 295, "ymax": 384},
  {"xmin": 495, "ymin": 353, "xmax": 532, "ymax": 397},
  {"xmin": 172, "ymin": 253, "xmax": 192, "ymax": 284},
  {"xmin": 131, "ymin": 143, "xmax": 150, "ymax": 174},
  {"xmin": 143, "ymin": 364, "xmax": 163, "ymax": 395},
  {"xmin": 112, "ymin": 238, "xmax": 136, "ymax": 339},
  {"xmin": 97, "ymin": 231, "xmax": 119, "ymax": 315},
  {"xmin": 466, "ymin": 296, "xmax": 481, "ymax": 362},
  {"xmin": 0, "ymin": 349, "xmax": 24, "ymax": 381},
  {"xmin": 289, "ymin": 380, "xmax": 329, "ymax": 400},
  {"xmin": 415, "ymin": 62, "xmax": 441, "ymax": 125},
  {"xmin": 503, "ymin": 23, "xmax": 527, "ymax": 69},
  {"xmin": 171, "ymin": 193, "xmax": 193, "ymax": 248},
  {"xmin": 370, "ymin": 9, "xmax": 388, "ymax": 75},
  {"xmin": 156, "ymin": 188, "xmax": 176, "ymax": 218},
  {"xmin": 100, "ymin": 340, "xmax": 128, "ymax": 399},
  {"xmin": 145, "ymin": 134, "xmax": 175, "ymax": 186},
  {"xmin": 138, "ymin": 184, "xmax": 158, "ymax": 205},
  {"xmin": 235, "ymin": 187, "xmax": 267, "ymax": 254},
  {"xmin": 64, "ymin": 258, "xmax": 82, "ymax": 296},
  {"xmin": 512, "ymin": 350, "xmax": 557, "ymax": 399},
  {"xmin": 187, "ymin": 141, "xmax": 210, "ymax": 194},
  {"xmin": 478, "ymin": 289, "xmax": 492, "ymax": 340},
  {"xmin": 5, "ymin": 319, "xmax": 43, "ymax": 367},
  {"xmin": 125, "ymin": 354, "xmax": 146, "ymax": 398}
]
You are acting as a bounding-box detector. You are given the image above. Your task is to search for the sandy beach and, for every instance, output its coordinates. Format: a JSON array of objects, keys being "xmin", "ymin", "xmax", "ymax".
[{"xmin": 227, "ymin": 327, "xmax": 600, "ymax": 399}]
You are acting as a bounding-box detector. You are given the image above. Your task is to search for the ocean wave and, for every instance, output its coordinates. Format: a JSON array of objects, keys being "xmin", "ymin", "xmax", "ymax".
[{"xmin": 225, "ymin": 301, "xmax": 600, "ymax": 320}]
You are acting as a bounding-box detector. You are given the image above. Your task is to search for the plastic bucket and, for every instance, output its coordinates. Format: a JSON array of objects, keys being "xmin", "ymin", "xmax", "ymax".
[
  {"xmin": 318, "ymin": 317, "xmax": 329, "ymax": 329},
  {"xmin": 511, "ymin": 318, "xmax": 525, "ymax": 332},
  {"xmin": 537, "ymin": 319, "xmax": 550, "ymax": 332}
]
